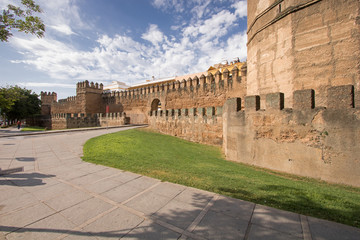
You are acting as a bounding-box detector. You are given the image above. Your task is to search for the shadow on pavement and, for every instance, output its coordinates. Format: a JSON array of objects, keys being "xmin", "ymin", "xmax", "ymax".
[
  {"xmin": 0, "ymin": 172, "xmax": 56, "ymax": 187},
  {"xmin": 15, "ymin": 157, "xmax": 35, "ymax": 162},
  {"xmin": 1, "ymin": 191, "xmax": 360, "ymax": 239}
]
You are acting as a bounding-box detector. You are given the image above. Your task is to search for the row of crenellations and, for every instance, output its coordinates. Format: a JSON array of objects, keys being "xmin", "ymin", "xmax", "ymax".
[
  {"xmin": 150, "ymin": 106, "xmax": 223, "ymax": 118},
  {"xmin": 58, "ymin": 96, "xmax": 77, "ymax": 103},
  {"xmin": 40, "ymin": 91, "xmax": 57, "ymax": 96},
  {"xmin": 103, "ymin": 67, "xmax": 244, "ymax": 98},
  {"xmin": 77, "ymin": 80, "xmax": 103, "ymax": 90},
  {"xmin": 51, "ymin": 112, "xmax": 125, "ymax": 119},
  {"xmin": 149, "ymin": 85, "xmax": 357, "ymax": 116},
  {"xmin": 243, "ymin": 85, "xmax": 357, "ymax": 111}
]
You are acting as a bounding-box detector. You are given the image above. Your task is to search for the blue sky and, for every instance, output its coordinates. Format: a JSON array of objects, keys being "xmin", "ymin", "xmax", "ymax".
[{"xmin": 0, "ymin": 0, "xmax": 247, "ymax": 99}]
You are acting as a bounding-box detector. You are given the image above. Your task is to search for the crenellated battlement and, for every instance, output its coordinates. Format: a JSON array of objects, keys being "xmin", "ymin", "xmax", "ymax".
[
  {"xmin": 103, "ymin": 67, "xmax": 245, "ymax": 100},
  {"xmin": 40, "ymin": 91, "xmax": 57, "ymax": 97},
  {"xmin": 50, "ymin": 111, "xmax": 129, "ymax": 129},
  {"xmin": 58, "ymin": 96, "xmax": 77, "ymax": 103},
  {"xmin": 235, "ymin": 84, "xmax": 357, "ymax": 112},
  {"xmin": 149, "ymin": 105, "xmax": 223, "ymax": 119},
  {"xmin": 149, "ymin": 104, "xmax": 223, "ymax": 146},
  {"xmin": 40, "ymin": 91, "xmax": 57, "ymax": 103},
  {"xmin": 76, "ymin": 80, "xmax": 103, "ymax": 90},
  {"xmin": 40, "ymin": 91, "xmax": 57, "ymax": 115},
  {"xmin": 33, "ymin": 0, "xmax": 360, "ymax": 188},
  {"xmin": 223, "ymin": 84, "xmax": 360, "ymax": 187}
]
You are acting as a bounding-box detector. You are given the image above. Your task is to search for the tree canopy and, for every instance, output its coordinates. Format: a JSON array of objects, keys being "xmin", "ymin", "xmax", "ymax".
[
  {"xmin": 0, "ymin": 86, "xmax": 41, "ymax": 122},
  {"xmin": 0, "ymin": 0, "xmax": 45, "ymax": 42}
]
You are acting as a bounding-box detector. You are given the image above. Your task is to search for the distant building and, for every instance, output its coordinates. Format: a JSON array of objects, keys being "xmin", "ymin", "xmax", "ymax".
[
  {"xmin": 128, "ymin": 76, "xmax": 175, "ymax": 90},
  {"xmin": 103, "ymin": 81, "xmax": 129, "ymax": 92},
  {"xmin": 174, "ymin": 71, "xmax": 207, "ymax": 82},
  {"xmin": 207, "ymin": 59, "xmax": 244, "ymax": 75}
]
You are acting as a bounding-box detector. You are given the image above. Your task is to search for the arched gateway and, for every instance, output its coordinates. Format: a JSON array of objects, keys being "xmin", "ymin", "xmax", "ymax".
[{"xmin": 151, "ymin": 98, "xmax": 162, "ymax": 111}]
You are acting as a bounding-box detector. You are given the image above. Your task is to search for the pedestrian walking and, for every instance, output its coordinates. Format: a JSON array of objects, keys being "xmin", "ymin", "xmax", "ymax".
[{"xmin": 17, "ymin": 120, "xmax": 21, "ymax": 129}]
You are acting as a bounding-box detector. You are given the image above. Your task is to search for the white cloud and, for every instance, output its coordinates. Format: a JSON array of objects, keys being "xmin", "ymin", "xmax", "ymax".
[
  {"xmin": 152, "ymin": 0, "xmax": 185, "ymax": 12},
  {"xmin": 141, "ymin": 24, "xmax": 165, "ymax": 46},
  {"xmin": 190, "ymin": 0, "xmax": 212, "ymax": 19},
  {"xmin": 49, "ymin": 24, "xmax": 75, "ymax": 35},
  {"xmin": 7, "ymin": 0, "xmax": 248, "ymax": 88},
  {"xmin": 19, "ymin": 82, "xmax": 75, "ymax": 88},
  {"xmin": 232, "ymin": 1, "xmax": 247, "ymax": 18}
]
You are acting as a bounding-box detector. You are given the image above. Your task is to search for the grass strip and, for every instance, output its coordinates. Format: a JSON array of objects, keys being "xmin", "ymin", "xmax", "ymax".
[
  {"xmin": 83, "ymin": 128, "xmax": 360, "ymax": 228},
  {"xmin": 21, "ymin": 126, "xmax": 46, "ymax": 131}
]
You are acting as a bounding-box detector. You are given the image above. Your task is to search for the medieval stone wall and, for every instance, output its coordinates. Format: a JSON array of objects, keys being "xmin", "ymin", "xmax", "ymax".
[
  {"xmin": 40, "ymin": 92, "xmax": 57, "ymax": 115},
  {"xmin": 50, "ymin": 80, "xmax": 105, "ymax": 115},
  {"xmin": 247, "ymin": 0, "xmax": 360, "ymax": 108},
  {"xmin": 50, "ymin": 112, "xmax": 128, "ymax": 129},
  {"xmin": 100, "ymin": 66, "xmax": 247, "ymax": 125},
  {"xmin": 223, "ymin": 84, "xmax": 360, "ymax": 187},
  {"xmin": 149, "ymin": 106, "xmax": 223, "ymax": 146}
]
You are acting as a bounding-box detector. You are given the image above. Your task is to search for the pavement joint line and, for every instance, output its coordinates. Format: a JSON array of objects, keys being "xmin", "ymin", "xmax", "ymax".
[
  {"xmin": 0, "ymin": 200, "xmax": 41, "ymax": 217},
  {"xmin": 56, "ymin": 206, "xmax": 119, "ymax": 240},
  {"xmin": 3, "ymin": 206, "xmax": 63, "ymax": 236},
  {"xmin": 33, "ymin": 139, "xmax": 39, "ymax": 172},
  {"xmin": 120, "ymin": 180, "xmax": 162, "ymax": 205},
  {"xmin": 243, "ymin": 203, "xmax": 256, "ymax": 240},
  {"xmin": 55, "ymin": 173, "xmax": 147, "ymax": 218},
  {"xmin": 90, "ymin": 171, "xmax": 126, "ymax": 184},
  {"xmin": 49, "ymin": 171, "xmax": 203, "ymax": 239},
  {"xmin": 185, "ymin": 194, "xmax": 219, "ymax": 233},
  {"xmin": 7, "ymin": 138, "xmax": 21, "ymax": 169},
  {"xmin": 300, "ymin": 215, "xmax": 313, "ymax": 240},
  {"xmin": 120, "ymin": 218, "xmax": 147, "ymax": 240},
  {"xmin": 149, "ymin": 218, "xmax": 197, "ymax": 239}
]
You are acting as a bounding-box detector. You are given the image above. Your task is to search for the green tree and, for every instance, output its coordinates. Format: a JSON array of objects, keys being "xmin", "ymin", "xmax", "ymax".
[
  {"xmin": 7, "ymin": 88, "xmax": 41, "ymax": 121},
  {"xmin": 0, "ymin": 86, "xmax": 40, "ymax": 123},
  {"xmin": 0, "ymin": 85, "xmax": 22, "ymax": 120},
  {"xmin": 0, "ymin": 0, "xmax": 45, "ymax": 42}
]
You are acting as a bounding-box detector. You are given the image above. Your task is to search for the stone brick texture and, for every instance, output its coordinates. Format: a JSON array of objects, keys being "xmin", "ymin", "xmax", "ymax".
[
  {"xmin": 37, "ymin": 0, "xmax": 360, "ymax": 187},
  {"xmin": 247, "ymin": 0, "xmax": 360, "ymax": 108},
  {"xmin": 149, "ymin": 107, "xmax": 223, "ymax": 146},
  {"xmin": 223, "ymin": 88, "xmax": 360, "ymax": 187}
]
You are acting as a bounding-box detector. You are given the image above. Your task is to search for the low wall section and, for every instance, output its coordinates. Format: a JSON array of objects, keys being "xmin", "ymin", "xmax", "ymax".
[
  {"xmin": 26, "ymin": 115, "xmax": 52, "ymax": 129},
  {"xmin": 50, "ymin": 112, "xmax": 128, "ymax": 130},
  {"xmin": 149, "ymin": 106, "xmax": 223, "ymax": 146},
  {"xmin": 223, "ymin": 85, "xmax": 360, "ymax": 187}
]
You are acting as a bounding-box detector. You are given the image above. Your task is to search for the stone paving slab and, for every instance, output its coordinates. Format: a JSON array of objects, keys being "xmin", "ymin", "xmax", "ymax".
[
  {"xmin": 123, "ymin": 219, "xmax": 181, "ymax": 240},
  {"xmin": 251, "ymin": 205, "xmax": 303, "ymax": 238},
  {"xmin": 192, "ymin": 209, "xmax": 249, "ymax": 240},
  {"xmin": 0, "ymin": 127, "xmax": 360, "ymax": 240},
  {"xmin": 125, "ymin": 190, "xmax": 173, "ymax": 215},
  {"xmin": 81, "ymin": 207, "xmax": 144, "ymax": 239}
]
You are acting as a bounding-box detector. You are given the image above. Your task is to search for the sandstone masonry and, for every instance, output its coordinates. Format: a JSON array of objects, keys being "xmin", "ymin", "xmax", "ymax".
[{"xmin": 35, "ymin": 0, "xmax": 360, "ymax": 187}]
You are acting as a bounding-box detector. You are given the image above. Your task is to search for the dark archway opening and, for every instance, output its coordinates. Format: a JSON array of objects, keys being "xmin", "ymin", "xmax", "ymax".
[{"xmin": 151, "ymin": 99, "xmax": 162, "ymax": 111}]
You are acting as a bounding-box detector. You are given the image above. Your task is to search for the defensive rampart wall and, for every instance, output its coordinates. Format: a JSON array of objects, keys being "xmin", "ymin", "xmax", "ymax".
[
  {"xmin": 247, "ymin": 0, "xmax": 360, "ymax": 108},
  {"xmin": 149, "ymin": 84, "xmax": 359, "ymax": 187},
  {"xmin": 51, "ymin": 80, "xmax": 104, "ymax": 115},
  {"xmin": 149, "ymin": 106, "xmax": 223, "ymax": 146},
  {"xmin": 223, "ymin": 85, "xmax": 360, "ymax": 187},
  {"xmin": 103, "ymin": 66, "xmax": 247, "ymax": 124},
  {"xmin": 50, "ymin": 112, "xmax": 128, "ymax": 130}
]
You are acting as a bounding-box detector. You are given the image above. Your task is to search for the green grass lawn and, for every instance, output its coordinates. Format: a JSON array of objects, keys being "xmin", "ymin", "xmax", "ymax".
[
  {"xmin": 21, "ymin": 126, "xmax": 46, "ymax": 131},
  {"xmin": 83, "ymin": 128, "xmax": 360, "ymax": 228}
]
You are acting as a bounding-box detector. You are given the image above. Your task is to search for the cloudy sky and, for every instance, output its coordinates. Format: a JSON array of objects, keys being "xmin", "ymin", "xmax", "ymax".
[{"xmin": 0, "ymin": 0, "xmax": 247, "ymax": 99}]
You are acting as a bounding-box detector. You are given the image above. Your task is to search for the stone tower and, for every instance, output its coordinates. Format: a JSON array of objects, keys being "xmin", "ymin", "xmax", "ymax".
[
  {"xmin": 76, "ymin": 80, "xmax": 104, "ymax": 114},
  {"xmin": 40, "ymin": 91, "xmax": 57, "ymax": 115},
  {"xmin": 247, "ymin": 0, "xmax": 360, "ymax": 108}
]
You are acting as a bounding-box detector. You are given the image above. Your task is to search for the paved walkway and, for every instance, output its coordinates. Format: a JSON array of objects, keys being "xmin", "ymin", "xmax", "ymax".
[{"xmin": 0, "ymin": 127, "xmax": 359, "ymax": 240}]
